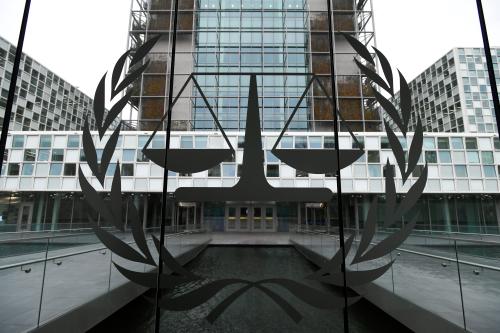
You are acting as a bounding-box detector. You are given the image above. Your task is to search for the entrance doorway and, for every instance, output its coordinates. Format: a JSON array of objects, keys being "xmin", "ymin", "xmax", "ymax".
[
  {"xmin": 225, "ymin": 205, "xmax": 276, "ymax": 232},
  {"xmin": 304, "ymin": 203, "xmax": 329, "ymax": 232},
  {"xmin": 17, "ymin": 203, "xmax": 33, "ymax": 231},
  {"xmin": 176, "ymin": 202, "xmax": 198, "ymax": 231}
]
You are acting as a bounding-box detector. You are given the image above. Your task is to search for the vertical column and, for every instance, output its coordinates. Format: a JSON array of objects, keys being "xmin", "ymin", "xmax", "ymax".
[
  {"xmin": 51, "ymin": 194, "xmax": 61, "ymax": 231},
  {"xmin": 443, "ymin": 196, "xmax": 452, "ymax": 233},
  {"xmin": 35, "ymin": 193, "xmax": 45, "ymax": 232}
]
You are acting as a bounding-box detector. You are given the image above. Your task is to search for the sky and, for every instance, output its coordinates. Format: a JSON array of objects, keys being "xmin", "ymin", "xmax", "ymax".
[{"xmin": 0, "ymin": 0, "xmax": 499, "ymax": 98}]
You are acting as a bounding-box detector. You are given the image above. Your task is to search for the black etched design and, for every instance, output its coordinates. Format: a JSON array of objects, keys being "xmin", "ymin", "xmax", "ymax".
[{"xmin": 78, "ymin": 36, "xmax": 427, "ymax": 324}]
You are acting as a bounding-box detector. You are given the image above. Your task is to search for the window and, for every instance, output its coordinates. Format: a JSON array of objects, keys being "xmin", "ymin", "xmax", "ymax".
[
  {"xmin": 266, "ymin": 151, "xmax": 279, "ymax": 163},
  {"xmin": 195, "ymin": 136, "xmax": 208, "ymax": 148},
  {"xmin": 8, "ymin": 163, "xmax": 20, "ymax": 175},
  {"xmin": 63, "ymin": 163, "xmax": 76, "ymax": 176},
  {"xmin": 381, "ymin": 136, "xmax": 390, "ymax": 149},
  {"xmin": 481, "ymin": 151, "xmax": 494, "ymax": 164},
  {"xmin": 295, "ymin": 136, "xmax": 307, "ymax": 148},
  {"xmin": 411, "ymin": 165, "xmax": 423, "ymax": 177},
  {"xmin": 309, "ymin": 137, "xmax": 321, "ymax": 148},
  {"xmin": 423, "ymin": 137, "xmax": 435, "ymax": 149},
  {"xmin": 12, "ymin": 135, "xmax": 24, "ymax": 148},
  {"xmin": 24, "ymin": 149, "xmax": 36, "ymax": 161},
  {"xmin": 425, "ymin": 151, "xmax": 437, "ymax": 163},
  {"xmin": 455, "ymin": 165, "xmax": 467, "ymax": 177},
  {"xmin": 40, "ymin": 135, "xmax": 51, "ymax": 147},
  {"xmin": 440, "ymin": 165, "xmax": 453, "ymax": 177},
  {"xmin": 438, "ymin": 151, "xmax": 452, "ymax": 163},
  {"xmin": 266, "ymin": 165, "xmax": 279, "ymax": 177},
  {"xmin": 437, "ymin": 137, "xmax": 450, "ymax": 149},
  {"xmin": 465, "ymin": 137, "xmax": 477, "ymax": 149},
  {"xmin": 122, "ymin": 149, "xmax": 136, "ymax": 161},
  {"xmin": 483, "ymin": 166, "xmax": 496, "ymax": 178},
  {"xmin": 122, "ymin": 164, "xmax": 134, "ymax": 176},
  {"xmin": 49, "ymin": 163, "xmax": 62, "ymax": 176},
  {"xmin": 106, "ymin": 163, "xmax": 117, "ymax": 176},
  {"xmin": 451, "ymin": 137, "xmax": 464, "ymax": 149},
  {"xmin": 367, "ymin": 151, "xmax": 380, "ymax": 163},
  {"xmin": 22, "ymin": 163, "xmax": 34, "ymax": 176},
  {"xmin": 368, "ymin": 165, "xmax": 381, "ymax": 177},
  {"xmin": 52, "ymin": 149, "xmax": 64, "ymax": 161},
  {"xmin": 222, "ymin": 164, "xmax": 236, "ymax": 177},
  {"xmin": 324, "ymin": 137, "xmax": 335, "ymax": 148},
  {"xmin": 67, "ymin": 135, "xmax": 80, "ymax": 148},
  {"xmin": 180, "ymin": 136, "xmax": 193, "ymax": 148},
  {"xmin": 467, "ymin": 151, "xmax": 480, "ymax": 163}
]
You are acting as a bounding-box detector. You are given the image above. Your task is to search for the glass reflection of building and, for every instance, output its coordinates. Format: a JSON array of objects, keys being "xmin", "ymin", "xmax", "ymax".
[{"xmin": 0, "ymin": 0, "xmax": 499, "ymax": 236}]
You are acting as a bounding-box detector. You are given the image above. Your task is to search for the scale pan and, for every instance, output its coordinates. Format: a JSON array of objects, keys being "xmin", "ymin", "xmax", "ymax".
[
  {"xmin": 272, "ymin": 149, "xmax": 364, "ymax": 174},
  {"xmin": 144, "ymin": 148, "xmax": 233, "ymax": 173}
]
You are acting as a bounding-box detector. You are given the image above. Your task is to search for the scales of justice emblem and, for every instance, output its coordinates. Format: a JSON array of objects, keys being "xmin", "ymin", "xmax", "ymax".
[{"xmin": 79, "ymin": 34, "xmax": 427, "ymax": 323}]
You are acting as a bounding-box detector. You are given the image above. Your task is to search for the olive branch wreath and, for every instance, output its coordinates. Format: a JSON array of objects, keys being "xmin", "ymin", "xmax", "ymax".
[{"xmin": 78, "ymin": 35, "xmax": 428, "ymax": 323}]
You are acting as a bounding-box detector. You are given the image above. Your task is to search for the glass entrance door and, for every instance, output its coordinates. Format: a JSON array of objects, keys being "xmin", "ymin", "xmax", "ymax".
[
  {"xmin": 176, "ymin": 203, "xmax": 197, "ymax": 231},
  {"xmin": 17, "ymin": 203, "xmax": 33, "ymax": 231},
  {"xmin": 305, "ymin": 204, "xmax": 329, "ymax": 232},
  {"xmin": 225, "ymin": 205, "xmax": 276, "ymax": 232}
]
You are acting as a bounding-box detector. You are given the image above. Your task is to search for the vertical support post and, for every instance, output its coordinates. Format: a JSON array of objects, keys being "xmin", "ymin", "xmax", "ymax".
[
  {"xmin": 51, "ymin": 194, "xmax": 61, "ymax": 231},
  {"xmin": 326, "ymin": 0, "xmax": 349, "ymax": 331},
  {"xmin": 476, "ymin": 0, "xmax": 500, "ymax": 134},
  {"xmin": 0, "ymin": 0, "xmax": 31, "ymax": 174},
  {"xmin": 155, "ymin": 0, "xmax": 180, "ymax": 331},
  {"xmin": 454, "ymin": 240, "xmax": 467, "ymax": 330}
]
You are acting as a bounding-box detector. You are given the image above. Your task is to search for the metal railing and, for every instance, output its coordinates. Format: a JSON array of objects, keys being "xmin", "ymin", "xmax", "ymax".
[
  {"xmin": 0, "ymin": 228, "xmax": 211, "ymax": 332},
  {"xmin": 291, "ymin": 228, "xmax": 500, "ymax": 332}
]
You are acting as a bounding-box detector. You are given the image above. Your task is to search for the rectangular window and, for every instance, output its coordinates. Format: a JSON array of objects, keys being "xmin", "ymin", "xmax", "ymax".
[
  {"xmin": 63, "ymin": 163, "xmax": 76, "ymax": 176},
  {"xmin": 423, "ymin": 137, "xmax": 435, "ymax": 149},
  {"xmin": 368, "ymin": 165, "xmax": 381, "ymax": 177},
  {"xmin": 222, "ymin": 164, "xmax": 236, "ymax": 177},
  {"xmin": 483, "ymin": 165, "xmax": 496, "ymax": 178},
  {"xmin": 22, "ymin": 163, "xmax": 34, "ymax": 176},
  {"xmin": 122, "ymin": 149, "xmax": 136, "ymax": 161},
  {"xmin": 24, "ymin": 149, "xmax": 36, "ymax": 161},
  {"xmin": 8, "ymin": 163, "xmax": 20, "ymax": 175},
  {"xmin": 136, "ymin": 149, "xmax": 149, "ymax": 162},
  {"xmin": 323, "ymin": 137, "xmax": 335, "ymax": 148},
  {"xmin": 38, "ymin": 149, "xmax": 50, "ymax": 161},
  {"xmin": 122, "ymin": 164, "xmax": 134, "ymax": 176},
  {"xmin": 465, "ymin": 137, "xmax": 478, "ymax": 149},
  {"xmin": 451, "ymin": 137, "xmax": 464, "ymax": 149},
  {"xmin": 67, "ymin": 135, "xmax": 80, "ymax": 148},
  {"xmin": 52, "ymin": 149, "xmax": 64, "ymax": 161},
  {"xmin": 180, "ymin": 136, "xmax": 194, "ymax": 148},
  {"xmin": 455, "ymin": 165, "xmax": 467, "ymax": 177},
  {"xmin": 309, "ymin": 137, "xmax": 322, "ymax": 149},
  {"xmin": 367, "ymin": 151, "xmax": 380, "ymax": 163},
  {"xmin": 294, "ymin": 136, "xmax": 307, "ymax": 148},
  {"xmin": 266, "ymin": 165, "xmax": 279, "ymax": 177},
  {"xmin": 481, "ymin": 151, "xmax": 494, "ymax": 164},
  {"xmin": 467, "ymin": 151, "xmax": 480, "ymax": 163},
  {"xmin": 49, "ymin": 163, "xmax": 62, "ymax": 176},
  {"xmin": 40, "ymin": 135, "xmax": 51, "ymax": 147},
  {"xmin": 438, "ymin": 151, "xmax": 452, "ymax": 163},
  {"xmin": 437, "ymin": 137, "xmax": 449, "ymax": 149},
  {"xmin": 12, "ymin": 135, "xmax": 24, "ymax": 148},
  {"xmin": 425, "ymin": 151, "xmax": 437, "ymax": 163}
]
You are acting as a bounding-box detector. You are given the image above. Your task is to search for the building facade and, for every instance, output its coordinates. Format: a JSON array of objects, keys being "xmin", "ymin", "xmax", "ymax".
[
  {"xmin": 0, "ymin": 36, "xmax": 116, "ymax": 131},
  {"xmin": 128, "ymin": 0, "xmax": 380, "ymax": 132},
  {"xmin": 392, "ymin": 47, "xmax": 500, "ymax": 134}
]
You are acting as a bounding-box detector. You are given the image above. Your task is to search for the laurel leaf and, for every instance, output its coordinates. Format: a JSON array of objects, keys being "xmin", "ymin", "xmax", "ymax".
[
  {"xmin": 113, "ymin": 263, "xmax": 193, "ymax": 289},
  {"xmin": 93, "ymin": 225, "xmax": 151, "ymax": 264},
  {"xmin": 352, "ymin": 197, "xmax": 378, "ymax": 264},
  {"xmin": 354, "ymin": 58, "xmax": 391, "ymax": 94},
  {"xmin": 130, "ymin": 34, "xmax": 160, "ymax": 68},
  {"xmin": 394, "ymin": 164, "xmax": 428, "ymax": 219},
  {"xmin": 353, "ymin": 214, "xmax": 418, "ymax": 263},
  {"xmin": 78, "ymin": 167, "xmax": 113, "ymax": 223},
  {"xmin": 99, "ymin": 125, "xmax": 120, "ymax": 184},
  {"xmin": 128, "ymin": 201, "xmax": 155, "ymax": 266},
  {"xmin": 93, "ymin": 74, "xmax": 106, "ymax": 138},
  {"xmin": 103, "ymin": 90, "xmax": 131, "ymax": 131},
  {"xmin": 372, "ymin": 87, "xmax": 404, "ymax": 132},
  {"xmin": 311, "ymin": 261, "xmax": 394, "ymax": 287},
  {"xmin": 110, "ymin": 162, "xmax": 122, "ymax": 230},
  {"xmin": 342, "ymin": 33, "xmax": 374, "ymax": 65},
  {"xmin": 111, "ymin": 50, "xmax": 130, "ymax": 96},
  {"xmin": 405, "ymin": 119, "xmax": 423, "ymax": 181},
  {"xmin": 82, "ymin": 120, "xmax": 102, "ymax": 184},
  {"xmin": 152, "ymin": 235, "xmax": 198, "ymax": 278},
  {"xmin": 398, "ymin": 70, "xmax": 412, "ymax": 131},
  {"xmin": 114, "ymin": 61, "xmax": 149, "ymax": 96},
  {"xmin": 373, "ymin": 47, "xmax": 394, "ymax": 95},
  {"xmin": 307, "ymin": 235, "xmax": 354, "ymax": 279},
  {"xmin": 384, "ymin": 120, "xmax": 406, "ymax": 179}
]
